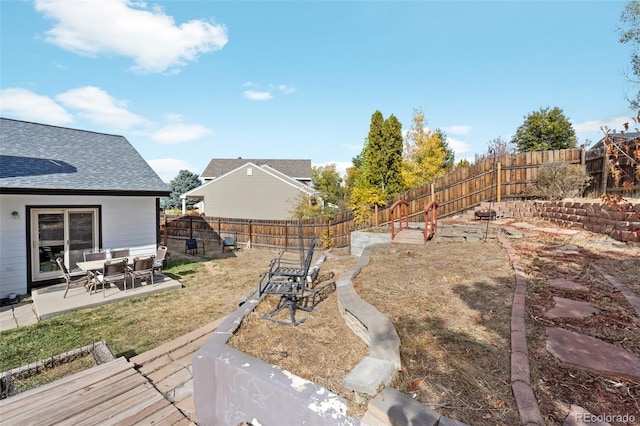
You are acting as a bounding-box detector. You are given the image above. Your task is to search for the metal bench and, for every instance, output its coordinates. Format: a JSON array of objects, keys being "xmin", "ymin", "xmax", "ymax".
[{"xmin": 259, "ymin": 236, "xmax": 318, "ymax": 325}]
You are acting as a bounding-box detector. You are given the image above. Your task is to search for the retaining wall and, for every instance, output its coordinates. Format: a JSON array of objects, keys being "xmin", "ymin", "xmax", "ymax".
[{"xmin": 468, "ymin": 201, "xmax": 640, "ymax": 244}]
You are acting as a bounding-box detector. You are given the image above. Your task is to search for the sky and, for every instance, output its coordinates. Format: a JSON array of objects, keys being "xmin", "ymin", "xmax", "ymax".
[{"xmin": 0, "ymin": 0, "xmax": 636, "ymax": 182}]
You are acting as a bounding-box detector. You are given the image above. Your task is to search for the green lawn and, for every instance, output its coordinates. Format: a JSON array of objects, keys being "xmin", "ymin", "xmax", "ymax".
[{"xmin": 0, "ymin": 250, "xmax": 275, "ymax": 372}]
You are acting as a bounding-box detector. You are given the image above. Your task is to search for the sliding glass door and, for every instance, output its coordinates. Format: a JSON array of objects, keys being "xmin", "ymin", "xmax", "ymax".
[{"xmin": 31, "ymin": 208, "xmax": 99, "ymax": 281}]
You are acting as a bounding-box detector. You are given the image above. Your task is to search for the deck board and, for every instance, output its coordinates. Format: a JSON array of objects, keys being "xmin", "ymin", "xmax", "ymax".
[{"xmin": 0, "ymin": 357, "xmax": 188, "ymax": 426}]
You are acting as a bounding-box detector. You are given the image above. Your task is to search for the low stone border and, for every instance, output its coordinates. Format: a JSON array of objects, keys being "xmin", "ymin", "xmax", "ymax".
[
  {"xmin": 335, "ymin": 244, "xmax": 468, "ymax": 426},
  {"xmin": 0, "ymin": 341, "xmax": 115, "ymax": 383},
  {"xmin": 592, "ymin": 264, "xmax": 640, "ymax": 317},
  {"xmin": 497, "ymin": 234, "xmax": 545, "ymax": 425}
]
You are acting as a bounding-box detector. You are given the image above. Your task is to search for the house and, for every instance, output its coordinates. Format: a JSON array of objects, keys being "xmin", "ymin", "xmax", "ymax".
[
  {"xmin": 181, "ymin": 160, "xmax": 318, "ymax": 220},
  {"xmin": 0, "ymin": 118, "xmax": 170, "ymax": 299},
  {"xmin": 589, "ymin": 131, "xmax": 639, "ymax": 154},
  {"xmin": 587, "ymin": 132, "xmax": 640, "ymax": 197},
  {"xmin": 201, "ymin": 158, "xmax": 312, "ymax": 186}
]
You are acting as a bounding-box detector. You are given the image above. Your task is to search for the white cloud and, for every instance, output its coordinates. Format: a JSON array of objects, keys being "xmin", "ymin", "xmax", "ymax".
[
  {"xmin": 56, "ymin": 86, "xmax": 148, "ymax": 130},
  {"xmin": 243, "ymin": 90, "xmax": 272, "ymax": 101},
  {"xmin": 0, "ymin": 88, "xmax": 74, "ymax": 125},
  {"xmin": 34, "ymin": 0, "xmax": 228, "ymax": 74},
  {"xmin": 573, "ymin": 116, "xmax": 633, "ymax": 134},
  {"xmin": 147, "ymin": 158, "xmax": 195, "ymax": 182},
  {"xmin": 312, "ymin": 161, "xmax": 352, "ymax": 179},
  {"xmin": 278, "ymin": 84, "xmax": 296, "ymax": 94},
  {"xmin": 447, "ymin": 137, "xmax": 472, "ymax": 156},
  {"xmin": 151, "ymin": 123, "xmax": 212, "ymax": 144},
  {"xmin": 442, "ymin": 125, "xmax": 472, "ymax": 135}
]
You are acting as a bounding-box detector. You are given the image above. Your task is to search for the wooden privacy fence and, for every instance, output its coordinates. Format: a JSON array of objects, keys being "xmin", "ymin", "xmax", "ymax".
[
  {"xmin": 162, "ymin": 211, "xmax": 356, "ymax": 250},
  {"xmin": 163, "ymin": 147, "xmax": 630, "ymax": 249},
  {"xmin": 376, "ymin": 147, "xmax": 586, "ymax": 226}
]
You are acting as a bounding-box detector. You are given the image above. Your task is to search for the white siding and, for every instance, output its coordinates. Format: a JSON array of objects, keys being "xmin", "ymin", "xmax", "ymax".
[
  {"xmin": 0, "ymin": 194, "xmax": 159, "ymax": 298},
  {"xmin": 0, "ymin": 196, "xmax": 28, "ymax": 298}
]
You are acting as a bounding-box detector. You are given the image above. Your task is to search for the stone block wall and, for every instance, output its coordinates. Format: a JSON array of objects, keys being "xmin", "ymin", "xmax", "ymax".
[{"xmin": 471, "ymin": 201, "xmax": 640, "ymax": 243}]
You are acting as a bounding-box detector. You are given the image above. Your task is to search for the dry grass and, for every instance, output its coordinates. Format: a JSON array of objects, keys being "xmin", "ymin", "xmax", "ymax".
[
  {"xmin": 353, "ymin": 242, "xmax": 519, "ymax": 425},
  {"xmin": 229, "ymin": 241, "xmax": 519, "ymax": 424},
  {"xmin": 228, "ymin": 253, "xmax": 370, "ymax": 416}
]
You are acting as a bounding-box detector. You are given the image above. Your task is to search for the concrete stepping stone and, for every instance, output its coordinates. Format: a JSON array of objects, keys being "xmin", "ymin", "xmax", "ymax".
[
  {"xmin": 548, "ymin": 278, "xmax": 589, "ymax": 292},
  {"xmin": 553, "ymin": 244, "xmax": 581, "ymax": 255},
  {"xmin": 563, "ymin": 404, "xmax": 611, "ymax": 426},
  {"xmin": 544, "ymin": 297, "xmax": 600, "ymax": 319},
  {"xmin": 546, "ymin": 327, "xmax": 640, "ymax": 379}
]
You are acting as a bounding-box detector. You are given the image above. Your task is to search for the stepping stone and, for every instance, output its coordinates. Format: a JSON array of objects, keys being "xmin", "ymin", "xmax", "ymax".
[
  {"xmin": 563, "ymin": 404, "xmax": 611, "ymax": 426},
  {"xmin": 546, "ymin": 327, "xmax": 640, "ymax": 380},
  {"xmin": 548, "ymin": 278, "xmax": 589, "ymax": 292},
  {"xmin": 544, "ymin": 297, "xmax": 599, "ymax": 319}
]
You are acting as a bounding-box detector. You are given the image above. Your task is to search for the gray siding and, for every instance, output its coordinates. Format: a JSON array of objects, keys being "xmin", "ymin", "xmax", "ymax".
[{"xmin": 201, "ymin": 165, "xmax": 306, "ymax": 220}]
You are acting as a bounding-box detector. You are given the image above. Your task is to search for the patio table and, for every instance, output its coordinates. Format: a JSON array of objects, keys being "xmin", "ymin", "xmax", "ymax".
[{"xmin": 76, "ymin": 256, "xmax": 134, "ymax": 294}]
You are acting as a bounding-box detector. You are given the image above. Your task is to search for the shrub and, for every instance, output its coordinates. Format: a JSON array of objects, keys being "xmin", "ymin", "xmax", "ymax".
[{"xmin": 530, "ymin": 162, "xmax": 592, "ymax": 200}]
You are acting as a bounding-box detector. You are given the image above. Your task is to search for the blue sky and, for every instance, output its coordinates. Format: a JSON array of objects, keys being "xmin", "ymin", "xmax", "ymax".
[{"xmin": 0, "ymin": 0, "xmax": 635, "ymax": 182}]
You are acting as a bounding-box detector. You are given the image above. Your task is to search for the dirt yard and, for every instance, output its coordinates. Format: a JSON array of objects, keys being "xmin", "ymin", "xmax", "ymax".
[{"xmin": 230, "ymin": 222, "xmax": 640, "ymax": 425}]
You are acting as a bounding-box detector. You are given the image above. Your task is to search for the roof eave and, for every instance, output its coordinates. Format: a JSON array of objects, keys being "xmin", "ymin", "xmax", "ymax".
[{"xmin": 0, "ymin": 187, "xmax": 170, "ymax": 197}]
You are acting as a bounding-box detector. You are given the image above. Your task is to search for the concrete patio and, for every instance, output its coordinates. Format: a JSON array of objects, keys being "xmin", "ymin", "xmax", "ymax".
[{"xmin": 31, "ymin": 273, "xmax": 183, "ymax": 320}]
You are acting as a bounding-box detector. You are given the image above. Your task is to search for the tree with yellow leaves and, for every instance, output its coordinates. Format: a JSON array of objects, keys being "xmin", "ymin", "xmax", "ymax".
[{"xmin": 402, "ymin": 108, "xmax": 454, "ymax": 188}]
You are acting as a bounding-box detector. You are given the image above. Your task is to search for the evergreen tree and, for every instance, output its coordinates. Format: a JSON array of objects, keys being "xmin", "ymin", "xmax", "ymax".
[
  {"xmin": 348, "ymin": 110, "xmax": 405, "ymax": 225},
  {"xmin": 162, "ymin": 170, "xmax": 202, "ymax": 210},
  {"xmin": 356, "ymin": 110, "xmax": 405, "ymax": 197},
  {"xmin": 511, "ymin": 107, "xmax": 577, "ymax": 152}
]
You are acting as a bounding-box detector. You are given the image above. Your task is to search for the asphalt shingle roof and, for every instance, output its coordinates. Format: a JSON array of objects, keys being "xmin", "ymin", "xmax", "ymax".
[
  {"xmin": 201, "ymin": 158, "xmax": 311, "ymax": 181},
  {"xmin": 0, "ymin": 118, "xmax": 169, "ymax": 194}
]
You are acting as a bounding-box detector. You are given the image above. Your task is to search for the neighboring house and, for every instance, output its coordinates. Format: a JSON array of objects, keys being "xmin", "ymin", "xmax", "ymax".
[
  {"xmin": 181, "ymin": 161, "xmax": 318, "ymax": 220},
  {"xmin": 0, "ymin": 118, "xmax": 170, "ymax": 298},
  {"xmin": 589, "ymin": 131, "xmax": 639, "ymax": 154},
  {"xmin": 588, "ymin": 131, "xmax": 639, "ymax": 196},
  {"xmin": 201, "ymin": 158, "xmax": 312, "ymax": 186}
]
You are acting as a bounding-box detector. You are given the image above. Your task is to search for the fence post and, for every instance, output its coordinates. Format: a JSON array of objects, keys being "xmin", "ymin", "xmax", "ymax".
[
  {"xmin": 374, "ymin": 204, "xmax": 378, "ymax": 227},
  {"xmin": 431, "ymin": 182, "xmax": 435, "ymax": 202},
  {"xmin": 580, "ymin": 147, "xmax": 586, "ymax": 166},
  {"xmin": 601, "ymin": 154, "xmax": 608, "ymax": 196},
  {"xmin": 497, "ymin": 162, "xmax": 502, "ymax": 203},
  {"xmin": 249, "ymin": 220, "xmax": 252, "ymax": 247},
  {"xmin": 284, "ymin": 222, "xmax": 288, "ymax": 251}
]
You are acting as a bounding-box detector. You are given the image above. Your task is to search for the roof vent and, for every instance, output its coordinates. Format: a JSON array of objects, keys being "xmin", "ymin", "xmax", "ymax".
[{"xmin": 247, "ymin": 167, "xmax": 252, "ymax": 176}]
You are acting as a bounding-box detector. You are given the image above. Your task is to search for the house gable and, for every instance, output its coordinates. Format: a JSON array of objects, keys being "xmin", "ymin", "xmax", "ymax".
[{"xmin": 201, "ymin": 158, "xmax": 312, "ymax": 184}]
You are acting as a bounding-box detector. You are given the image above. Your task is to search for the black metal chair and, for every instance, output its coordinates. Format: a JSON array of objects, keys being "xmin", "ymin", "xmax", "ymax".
[
  {"xmin": 56, "ymin": 257, "xmax": 89, "ymax": 298},
  {"xmin": 259, "ymin": 236, "xmax": 318, "ymax": 325}
]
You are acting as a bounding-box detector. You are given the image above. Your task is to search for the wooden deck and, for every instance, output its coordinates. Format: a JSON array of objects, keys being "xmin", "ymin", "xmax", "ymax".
[
  {"xmin": 392, "ymin": 229, "xmax": 426, "ymax": 245},
  {"xmin": 0, "ymin": 357, "xmax": 191, "ymax": 426}
]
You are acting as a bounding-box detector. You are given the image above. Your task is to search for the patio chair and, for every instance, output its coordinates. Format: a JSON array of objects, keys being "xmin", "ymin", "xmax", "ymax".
[
  {"xmin": 83, "ymin": 250, "xmax": 108, "ymax": 292},
  {"xmin": 56, "ymin": 257, "xmax": 89, "ymax": 298},
  {"xmin": 129, "ymin": 255, "xmax": 155, "ymax": 288},
  {"xmin": 95, "ymin": 258, "xmax": 128, "ymax": 297},
  {"xmin": 110, "ymin": 248, "xmax": 130, "ymax": 258},
  {"xmin": 153, "ymin": 245, "xmax": 167, "ymax": 276},
  {"xmin": 83, "ymin": 250, "xmax": 107, "ymax": 262}
]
